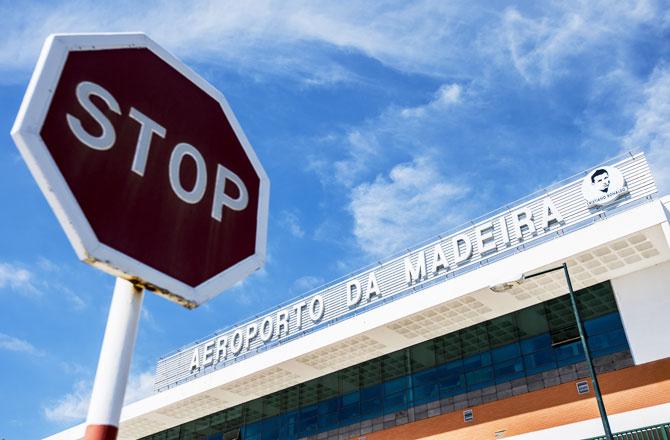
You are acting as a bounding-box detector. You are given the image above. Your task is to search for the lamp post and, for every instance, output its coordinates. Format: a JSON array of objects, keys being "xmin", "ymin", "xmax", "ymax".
[{"xmin": 490, "ymin": 263, "xmax": 613, "ymax": 440}]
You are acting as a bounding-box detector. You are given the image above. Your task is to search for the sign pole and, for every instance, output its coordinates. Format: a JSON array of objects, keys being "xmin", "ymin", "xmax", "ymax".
[{"xmin": 85, "ymin": 278, "xmax": 144, "ymax": 440}]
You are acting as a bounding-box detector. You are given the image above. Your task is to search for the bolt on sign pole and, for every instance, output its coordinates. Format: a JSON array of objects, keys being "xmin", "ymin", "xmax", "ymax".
[
  {"xmin": 11, "ymin": 33, "xmax": 269, "ymax": 439},
  {"xmin": 85, "ymin": 279, "xmax": 144, "ymax": 440}
]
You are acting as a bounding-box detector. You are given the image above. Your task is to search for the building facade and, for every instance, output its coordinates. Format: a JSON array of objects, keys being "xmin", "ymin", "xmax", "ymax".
[{"xmin": 49, "ymin": 153, "xmax": 670, "ymax": 440}]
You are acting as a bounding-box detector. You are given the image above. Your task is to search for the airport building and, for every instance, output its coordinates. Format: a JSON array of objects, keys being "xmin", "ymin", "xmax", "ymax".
[{"xmin": 49, "ymin": 152, "xmax": 670, "ymax": 440}]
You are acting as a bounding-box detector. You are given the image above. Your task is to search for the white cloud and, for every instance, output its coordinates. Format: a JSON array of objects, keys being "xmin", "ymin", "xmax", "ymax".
[
  {"xmin": 0, "ymin": 332, "xmax": 44, "ymax": 356},
  {"xmin": 124, "ymin": 370, "xmax": 155, "ymax": 404},
  {"xmin": 623, "ymin": 65, "xmax": 670, "ymax": 192},
  {"xmin": 291, "ymin": 275, "xmax": 326, "ymax": 293},
  {"xmin": 279, "ymin": 210, "xmax": 305, "ymax": 238},
  {"xmin": 349, "ymin": 156, "xmax": 470, "ymax": 258},
  {"xmin": 44, "ymin": 380, "xmax": 90, "ymax": 423},
  {"xmin": 43, "ymin": 370, "xmax": 154, "ymax": 423},
  {"xmin": 0, "ymin": 263, "xmax": 38, "ymax": 295},
  {"xmin": 498, "ymin": 1, "xmax": 659, "ymax": 84},
  {"xmin": 0, "ymin": 1, "xmax": 484, "ymax": 85},
  {"xmin": 400, "ymin": 84, "xmax": 462, "ymax": 118}
]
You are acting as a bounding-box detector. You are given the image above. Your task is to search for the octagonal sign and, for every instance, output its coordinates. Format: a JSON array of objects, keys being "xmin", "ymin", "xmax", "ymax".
[{"xmin": 11, "ymin": 33, "xmax": 269, "ymax": 308}]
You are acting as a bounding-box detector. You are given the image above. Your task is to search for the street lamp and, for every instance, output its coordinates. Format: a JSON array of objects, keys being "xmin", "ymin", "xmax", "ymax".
[{"xmin": 489, "ymin": 263, "xmax": 613, "ymax": 440}]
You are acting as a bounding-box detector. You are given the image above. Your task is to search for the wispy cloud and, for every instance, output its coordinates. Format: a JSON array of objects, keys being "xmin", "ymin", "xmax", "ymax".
[
  {"xmin": 0, "ymin": 1, "xmax": 490, "ymax": 85},
  {"xmin": 349, "ymin": 156, "xmax": 471, "ymax": 258},
  {"xmin": 623, "ymin": 65, "xmax": 670, "ymax": 192},
  {"xmin": 291, "ymin": 275, "xmax": 326, "ymax": 294},
  {"xmin": 497, "ymin": 1, "xmax": 659, "ymax": 84},
  {"xmin": 0, "ymin": 332, "xmax": 45, "ymax": 356},
  {"xmin": 0, "ymin": 258, "xmax": 87, "ymax": 310},
  {"xmin": 43, "ymin": 370, "xmax": 154, "ymax": 423},
  {"xmin": 43, "ymin": 379, "xmax": 90, "ymax": 423},
  {"xmin": 0, "ymin": 262, "xmax": 38, "ymax": 295},
  {"xmin": 279, "ymin": 210, "xmax": 306, "ymax": 238}
]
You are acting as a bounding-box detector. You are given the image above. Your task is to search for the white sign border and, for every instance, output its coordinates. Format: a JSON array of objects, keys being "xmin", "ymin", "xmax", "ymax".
[{"xmin": 11, "ymin": 33, "xmax": 270, "ymax": 308}]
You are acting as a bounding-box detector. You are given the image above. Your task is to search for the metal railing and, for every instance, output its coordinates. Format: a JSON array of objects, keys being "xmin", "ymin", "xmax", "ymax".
[{"xmin": 585, "ymin": 423, "xmax": 670, "ymax": 440}]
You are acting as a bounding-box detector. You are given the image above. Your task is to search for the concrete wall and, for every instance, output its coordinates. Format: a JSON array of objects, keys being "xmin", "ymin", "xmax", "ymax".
[{"xmin": 612, "ymin": 261, "xmax": 670, "ymax": 365}]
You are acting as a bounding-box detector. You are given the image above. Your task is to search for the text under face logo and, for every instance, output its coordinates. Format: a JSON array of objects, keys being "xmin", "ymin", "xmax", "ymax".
[{"xmin": 581, "ymin": 165, "xmax": 629, "ymax": 208}]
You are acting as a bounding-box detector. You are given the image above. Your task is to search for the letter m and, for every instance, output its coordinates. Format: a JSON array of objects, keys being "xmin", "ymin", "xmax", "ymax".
[{"xmin": 404, "ymin": 251, "xmax": 426, "ymax": 285}]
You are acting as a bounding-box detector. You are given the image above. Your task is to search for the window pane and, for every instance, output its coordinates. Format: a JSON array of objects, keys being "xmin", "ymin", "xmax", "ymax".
[
  {"xmin": 435, "ymin": 332, "xmax": 461, "ymax": 364},
  {"xmin": 382, "ymin": 351, "xmax": 409, "ymax": 381},
  {"xmin": 491, "ymin": 342, "xmax": 521, "ymax": 363},
  {"xmin": 494, "ymin": 357, "xmax": 524, "ymax": 383},
  {"xmin": 524, "ymin": 348, "xmax": 556, "ymax": 375},
  {"xmin": 516, "ymin": 303, "xmax": 549, "ymax": 338},
  {"xmin": 520, "ymin": 333, "xmax": 552, "ymax": 355},
  {"xmin": 488, "ymin": 315, "xmax": 518, "ymax": 348},
  {"xmin": 461, "ymin": 324, "xmax": 489, "ymax": 356},
  {"xmin": 410, "ymin": 340, "xmax": 436, "ymax": 372}
]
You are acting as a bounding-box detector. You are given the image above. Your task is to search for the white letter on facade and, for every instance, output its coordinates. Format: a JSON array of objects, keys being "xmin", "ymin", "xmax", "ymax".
[
  {"xmin": 346, "ymin": 279, "xmax": 362, "ymax": 307},
  {"xmin": 404, "ymin": 251, "xmax": 426, "ymax": 284},
  {"xmin": 513, "ymin": 207, "xmax": 536, "ymax": 241},
  {"xmin": 366, "ymin": 272, "xmax": 381, "ymax": 300},
  {"xmin": 431, "ymin": 243, "xmax": 449, "ymax": 274},
  {"xmin": 189, "ymin": 347, "xmax": 200, "ymax": 372},
  {"xmin": 66, "ymin": 81, "xmax": 121, "ymax": 151},
  {"xmin": 245, "ymin": 323, "xmax": 258, "ymax": 350},
  {"xmin": 203, "ymin": 340, "xmax": 215, "ymax": 367},
  {"xmin": 452, "ymin": 234, "xmax": 473, "ymax": 264},
  {"xmin": 231, "ymin": 329, "xmax": 244, "ymax": 355},
  {"xmin": 215, "ymin": 336, "xmax": 227, "ymax": 363},
  {"xmin": 498, "ymin": 216, "xmax": 511, "ymax": 247},
  {"xmin": 260, "ymin": 317, "xmax": 274, "ymax": 342},
  {"xmin": 276, "ymin": 310, "xmax": 289, "ymax": 337},
  {"xmin": 309, "ymin": 295, "xmax": 325, "ymax": 322},
  {"xmin": 211, "ymin": 164, "xmax": 249, "ymax": 221},
  {"xmin": 475, "ymin": 221, "xmax": 496, "ymax": 254},
  {"xmin": 292, "ymin": 302, "xmax": 306, "ymax": 330},
  {"xmin": 128, "ymin": 107, "xmax": 166, "ymax": 176},
  {"xmin": 169, "ymin": 143, "xmax": 207, "ymax": 204},
  {"xmin": 541, "ymin": 197, "xmax": 564, "ymax": 230}
]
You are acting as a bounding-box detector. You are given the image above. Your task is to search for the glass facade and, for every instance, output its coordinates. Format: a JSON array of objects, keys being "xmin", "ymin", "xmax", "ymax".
[{"xmin": 142, "ymin": 281, "xmax": 630, "ymax": 440}]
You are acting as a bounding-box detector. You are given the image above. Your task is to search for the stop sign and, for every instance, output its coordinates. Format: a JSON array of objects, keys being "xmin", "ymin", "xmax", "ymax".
[{"xmin": 11, "ymin": 33, "xmax": 269, "ymax": 308}]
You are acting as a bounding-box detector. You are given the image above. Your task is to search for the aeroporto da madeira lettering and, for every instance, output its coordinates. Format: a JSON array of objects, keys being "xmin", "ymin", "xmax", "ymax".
[{"xmin": 188, "ymin": 197, "xmax": 565, "ymax": 373}]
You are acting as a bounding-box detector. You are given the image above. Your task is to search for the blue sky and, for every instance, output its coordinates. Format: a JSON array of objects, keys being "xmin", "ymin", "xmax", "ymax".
[{"xmin": 1, "ymin": 1, "xmax": 669, "ymax": 438}]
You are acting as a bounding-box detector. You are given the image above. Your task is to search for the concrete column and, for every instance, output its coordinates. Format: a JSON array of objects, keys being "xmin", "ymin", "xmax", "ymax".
[{"xmin": 611, "ymin": 261, "xmax": 670, "ymax": 365}]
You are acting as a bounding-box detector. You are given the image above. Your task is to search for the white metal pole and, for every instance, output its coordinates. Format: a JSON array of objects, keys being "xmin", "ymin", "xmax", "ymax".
[{"xmin": 85, "ymin": 278, "xmax": 144, "ymax": 440}]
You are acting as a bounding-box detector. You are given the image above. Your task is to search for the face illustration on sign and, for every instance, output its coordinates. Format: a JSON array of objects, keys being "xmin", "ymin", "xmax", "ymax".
[
  {"xmin": 581, "ymin": 166, "xmax": 628, "ymax": 208},
  {"xmin": 591, "ymin": 169, "xmax": 610, "ymax": 193}
]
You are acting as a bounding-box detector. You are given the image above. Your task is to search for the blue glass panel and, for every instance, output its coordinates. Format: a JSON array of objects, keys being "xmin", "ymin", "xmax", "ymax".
[
  {"xmin": 317, "ymin": 397, "xmax": 337, "ymax": 415},
  {"xmin": 244, "ymin": 421, "xmax": 262, "ymax": 436},
  {"xmin": 360, "ymin": 398, "xmax": 383, "ymax": 419},
  {"xmin": 413, "ymin": 382, "xmax": 439, "ymax": 405},
  {"xmin": 339, "ymin": 402, "xmax": 360, "ymax": 426},
  {"xmin": 584, "ymin": 313, "xmax": 623, "ymax": 336},
  {"xmin": 341, "ymin": 390, "xmax": 360, "ymax": 406},
  {"xmin": 494, "ymin": 357, "xmax": 525, "ymax": 383},
  {"xmin": 520, "ymin": 333, "xmax": 552, "ymax": 355},
  {"xmin": 318, "ymin": 411, "xmax": 338, "ymax": 431},
  {"xmin": 297, "ymin": 413, "xmax": 318, "ymax": 437},
  {"xmin": 523, "ymin": 348, "xmax": 556, "ymax": 375},
  {"xmin": 384, "ymin": 376, "xmax": 409, "ymax": 395},
  {"xmin": 491, "ymin": 342, "xmax": 521, "ymax": 363},
  {"xmin": 589, "ymin": 329, "xmax": 628, "ymax": 357},
  {"xmin": 300, "ymin": 404, "xmax": 317, "ymax": 417},
  {"xmin": 383, "ymin": 389, "xmax": 409, "ymax": 414},
  {"xmin": 462, "ymin": 352, "xmax": 491, "ymax": 372},
  {"xmin": 413, "ymin": 366, "xmax": 442, "ymax": 387},
  {"xmin": 360, "ymin": 383, "xmax": 383, "ymax": 401},
  {"xmin": 465, "ymin": 366, "xmax": 494, "ymax": 389},
  {"xmin": 554, "ymin": 340, "xmax": 585, "ymax": 367}
]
